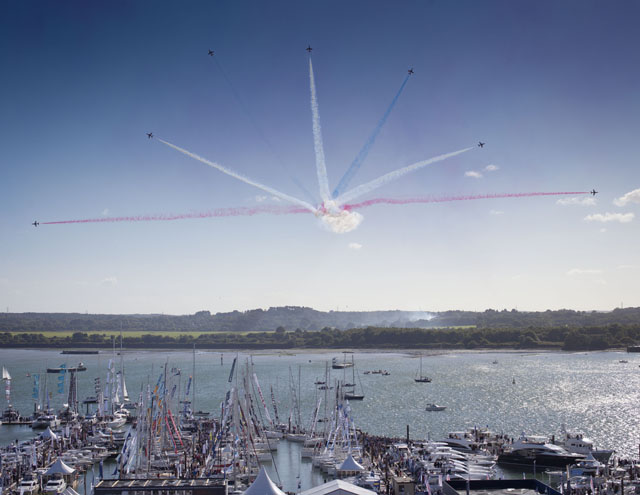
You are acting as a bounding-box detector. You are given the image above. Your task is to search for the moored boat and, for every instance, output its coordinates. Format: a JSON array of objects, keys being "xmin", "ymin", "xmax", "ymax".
[{"xmin": 498, "ymin": 434, "xmax": 585, "ymax": 468}]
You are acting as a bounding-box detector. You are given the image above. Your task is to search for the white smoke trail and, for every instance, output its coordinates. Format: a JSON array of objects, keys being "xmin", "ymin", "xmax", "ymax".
[
  {"xmin": 157, "ymin": 138, "xmax": 318, "ymax": 213},
  {"xmin": 334, "ymin": 147, "xmax": 474, "ymax": 206},
  {"xmin": 309, "ymin": 59, "xmax": 331, "ymax": 204}
]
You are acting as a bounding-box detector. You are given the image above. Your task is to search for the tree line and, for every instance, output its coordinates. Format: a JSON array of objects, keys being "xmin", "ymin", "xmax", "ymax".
[
  {"xmin": 0, "ymin": 306, "xmax": 638, "ymax": 333},
  {"xmin": 1, "ymin": 323, "xmax": 638, "ymax": 350}
]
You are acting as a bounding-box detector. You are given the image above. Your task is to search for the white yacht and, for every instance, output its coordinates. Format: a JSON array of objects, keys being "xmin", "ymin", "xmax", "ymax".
[
  {"xmin": 18, "ymin": 476, "xmax": 39, "ymax": 495},
  {"xmin": 441, "ymin": 428, "xmax": 495, "ymax": 453},
  {"xmin": 31, "ymin": 414, "xmax": 60, "ymax": 430},
  {"xmin": 557, "ymin": 430, "xmax": 614, "ymax": 463},
  {"xmin": 107, "ymin": 410, "xmax": 127, "ymax": 429},
  {"xmin": 43, "ymin": 478, "xmax": 67, "ymax": 495}
]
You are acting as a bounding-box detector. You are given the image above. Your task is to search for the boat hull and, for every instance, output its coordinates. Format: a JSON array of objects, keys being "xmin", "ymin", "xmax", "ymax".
[{"xmin": 498, "ymin": 452, "xmax": 584, "ymax": 468}]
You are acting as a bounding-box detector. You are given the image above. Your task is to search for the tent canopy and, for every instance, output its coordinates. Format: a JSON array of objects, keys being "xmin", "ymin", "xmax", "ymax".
[
  {"xmin": 40, "ymin": 427, "xmax": 58, "ymax": 441},
  {"xmin": 45, "ymin": 458, "xmax": 75, "ymax": 475},
  {"xmin": 338, "ymin": 455, "xmax": 365, "ymax": 472},
  {"xmin": 244, "ymin": 467, "xmax": 286, "ymax": 495}
]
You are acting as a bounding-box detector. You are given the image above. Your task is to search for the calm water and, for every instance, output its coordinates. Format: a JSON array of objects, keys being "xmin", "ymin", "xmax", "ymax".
[{"xmin": 1, "ymin": 349, "xmax": 639, "ymax": 490}]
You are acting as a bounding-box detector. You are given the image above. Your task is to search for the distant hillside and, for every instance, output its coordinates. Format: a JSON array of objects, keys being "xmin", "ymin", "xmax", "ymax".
[{"xmin": 0, "ymin": 306, "xmax": 638, "ymax": 333}]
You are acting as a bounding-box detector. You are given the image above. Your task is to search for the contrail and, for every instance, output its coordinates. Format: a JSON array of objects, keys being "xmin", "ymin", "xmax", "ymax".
[
  {"xmin": 210, "ymin": 55, "xmax": 318, "ymax": 205},
  {"xmin": 332, "ymin": 73, "xmax": 411, "ymax": 198},
  {"xmin": 309, "ymin": 58, "xmax": 331, "ymax": 204},
  {"xmin": 157, "ymin": 138, "xmax": 317, "ymax": 213},
  {"xmin": 343, "ymin": 191, "xmax": 590, "ymax": 211},
  {"xmin": 334, "ymin": 146, "xmax": 474, "ymax": 206},
  {"xmin": 42, "ymin": 204, "xmax": 310, "ymax": 225}
]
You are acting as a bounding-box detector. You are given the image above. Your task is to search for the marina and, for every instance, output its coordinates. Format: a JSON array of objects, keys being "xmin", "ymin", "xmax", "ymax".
[{"xmin": 0, "ymin": 349, "xmax": 639, "ymax": 495}]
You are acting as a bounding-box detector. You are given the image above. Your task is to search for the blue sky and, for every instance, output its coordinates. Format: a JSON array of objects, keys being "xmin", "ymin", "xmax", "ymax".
[{"xmin": 1, "ymin": 0, "xmax": 639, "ymax": 314}]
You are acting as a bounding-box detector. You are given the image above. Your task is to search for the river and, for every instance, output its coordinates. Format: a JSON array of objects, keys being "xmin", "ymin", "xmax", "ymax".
[{"xmin": 1, "ymin": 349, "xmax": 639, "ymax": 491}]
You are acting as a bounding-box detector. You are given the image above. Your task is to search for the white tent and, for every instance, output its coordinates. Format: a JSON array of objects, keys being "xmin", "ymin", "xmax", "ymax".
[
  {"xmin": 40, "ymin": 427, "xmax": 58, "ymax": 441},
  {"xmin": 244, "ymin": 467, "xmax": 286, "ymax": 495},
  {"xmin": 338, "ymin": 455, "xmax": 365, "ymax": 472},
  {"xmin": 300, "ymin": 480, "xmax": 376, "ymax": 495},
  {"xmin": 45, "ymin": 458, "xmax": 75, "ymax": 475}
]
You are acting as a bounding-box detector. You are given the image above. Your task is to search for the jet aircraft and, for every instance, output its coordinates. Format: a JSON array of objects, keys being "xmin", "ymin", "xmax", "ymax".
[
  {"xmin": 408, "ymin": 68, "xmax": 414, "ymax": 75},
  {"xmin": 147, "ymin": 132, "xmax": 153, "ymax": 139},
  {"xmin": 478, "ymin": 142, "xmax": 485, "ymax": 148},
  {"xmin": 208, "ymin": 49, "xmax": 214, "ymax": 56},
  {"xmin": 591, "ymin": 189, "xmax": 598, "ymax": 196},
  {"xmin": 306, "ymin": 45, "xmax": 312, "ymax": 53},
  {"xmin": 32, "ymin": 221, "xmax": 39, "ymax": 227}
]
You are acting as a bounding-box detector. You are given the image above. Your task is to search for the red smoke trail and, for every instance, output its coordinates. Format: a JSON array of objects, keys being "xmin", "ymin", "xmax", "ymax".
[
  {"xmin": 343, "ymin": 191, "xmax": 589, "ymax": 211},
  {"xmin": 42, "ymin": 204, "xmax": 309, "ymax": 225}
]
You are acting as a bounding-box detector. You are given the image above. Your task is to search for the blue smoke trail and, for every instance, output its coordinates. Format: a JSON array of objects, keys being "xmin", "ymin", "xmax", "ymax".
[
  {"xmin": 211, "ymin": 57, "xmax": 318, "ymax": 205},
  {"xmin": 332, "ymin": 73, "xmax": 411, "ymax": 198}
]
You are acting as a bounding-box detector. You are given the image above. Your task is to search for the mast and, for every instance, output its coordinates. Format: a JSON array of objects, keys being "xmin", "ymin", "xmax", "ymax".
[
  {"xmin": 192, "ymin": 344, "xmax": 196, "ymax": 414},
  {"xmin": 297, "ymin": 365, "xmax": 302, "ymax": 429}
]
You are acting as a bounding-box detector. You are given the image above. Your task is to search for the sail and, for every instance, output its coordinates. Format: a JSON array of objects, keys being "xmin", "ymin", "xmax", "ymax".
[
  {"xmin": 121, "ymin": 370, "xmax": 129, "ymax": 401},
  {"xmin": 2, "ymin": 366, "xmax": 11, "ymax": 380}
]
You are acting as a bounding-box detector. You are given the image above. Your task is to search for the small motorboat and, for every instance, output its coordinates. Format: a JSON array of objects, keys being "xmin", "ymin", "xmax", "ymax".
[
  {"xmin": 43, "ymin": 477, "xmax": 67, "ymax": 495},
  {"xmin": 425, "ymin": 403, "xmax": 446, "ymax": 411},
  {"xmin": 18, "ymin": 476, "xmax": 39, "ymax": 495}
]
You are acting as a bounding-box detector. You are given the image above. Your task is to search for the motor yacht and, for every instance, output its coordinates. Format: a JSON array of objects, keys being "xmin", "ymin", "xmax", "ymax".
[
  {"xmin": 18, "ymin": 476, "xmax": 39, "ymax": 495},
  {"xmin": 43, "ymin": 478, "xmax": 66, "ymax": 495},
  {"xmin": 498, "ymin": 434, "xmax": 584, "ymax": 467},
  {"xmin": 557, "ymin": 430, "xmax": 614, "ymax": 463},
  {"xmin": 31, "ymin": 413, "xmax": 60, "ymax": 430},
  {"xmin": 425, "ymin": 403, "xmax": 446, "ymax": 411}
]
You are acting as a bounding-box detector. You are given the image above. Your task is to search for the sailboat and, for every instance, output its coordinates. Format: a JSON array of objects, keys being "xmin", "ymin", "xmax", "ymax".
[
  {"xmin": 414, "ymin": 356, "xmax": 432, "ymax": 383},
  {"xmin": 344, "ymin": 357, "xmax": 364, "ymax": 400},
  {"xmin": 1, "ymin": 366, "xmax": 21, "ymax": 423}
]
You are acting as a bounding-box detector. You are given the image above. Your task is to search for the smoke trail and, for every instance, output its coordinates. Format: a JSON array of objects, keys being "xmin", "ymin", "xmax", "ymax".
[
  {"xmin": 334, "ymin": 146, "xmax": 474, "ymax": 206},
  {"xmin": 157, "ymin": 138, "xmax": 317, "ymax": 213},
  {"xmin": 332, "ymin": 74, "xmax": 411, "ymax": 199},
  {"xmin": 210, "ymin": 56, "xmax": 318, "ymax": 205},
  {"xmin": 309, "ymin": 58, "xmax": 331, "ymax": 204},
  {"xmin": 343, "ymin": 191, "xmax": 590, "ymax": 211},
  {"xmin": 42, "ymin": 204, "xmax": 310, "ymax": 225}
]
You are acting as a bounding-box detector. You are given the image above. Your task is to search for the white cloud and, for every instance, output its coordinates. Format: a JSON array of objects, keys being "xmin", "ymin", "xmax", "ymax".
[
  {"xmin": 464, "ymin": 171, "xmax": 483, "ymax": 179},
  {"xmin": 556, "ymin": 197, "xmax": 596, "ymax": 206},
  {"xmin": 102, "ymin": 208, "xmax": 110, "ymax": 216},
  {"xmin": 617, "ymin": 264, "xmax": 637, "ymax": 270},
  {"xmin": 584, "ymin": 212, "xmax": 634, "ymax": 223},
  {"xmin": 101, "ymin": 276, "xmax": 118, "ymax": 286},
  {"xmin": 255, "ymin": 195, "xmax": 281, "ymax": 203},
  {"xmin": 614, "ymin": 188, "xmax": 640, "ymax": 207},
  {"xmin": 0, "ymin": 277, "xmax": 8, "ymax": 285},
  {"xmin": 484, "ymin": 164, "xmax": 499, "ymax": 172},
  {"xmin": 348, "ymin": 242, "xmax": 362, "ymax": 250},
  {"xmin": 567, "ymin": 268, "xmax": 603, "ymax": 276},
  {"xmin": 489, "ymin": 209, "xmax": 504, "ymax": 215},
  {"xmin": 600, "ymin": 228, "xmax": 607, "ymax": 233}
]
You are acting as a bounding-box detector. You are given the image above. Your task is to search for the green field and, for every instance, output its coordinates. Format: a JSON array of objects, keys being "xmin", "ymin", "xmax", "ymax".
[{"xmin": 7, "ymin": 330, "xmax": 272, "ymax": 338}]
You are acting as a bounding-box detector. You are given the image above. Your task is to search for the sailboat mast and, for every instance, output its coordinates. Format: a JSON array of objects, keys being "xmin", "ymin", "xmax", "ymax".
[
  {"xmin": 297, "ymin": 365, "xmax": 302, "ymax": 429},
  {"xmin": 192, "ymin": 344, "xmax": 196, "ymax": 414}
]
